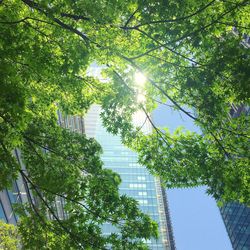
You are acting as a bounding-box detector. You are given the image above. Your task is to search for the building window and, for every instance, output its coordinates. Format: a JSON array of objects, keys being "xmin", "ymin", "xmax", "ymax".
[
  {"xmin": 138, "ymin": 199, "xmax": 148, "ymax": 205},
  {"xmin": 138, "ymin": 191, "xmax": 147, "ymax": 196},
  {"xmin": 129, "ymin": 163, "xmax": 140, "ymax": 167},
  {"xmin": 129, "ymin": 183, "xmax": 147, "ymax": 188},
  {"xmin": 137, "ymin": 176, "xmax": 146, "ymax": 181},
  {"xmin": 142, "ymin": 239, "xmax": 152, "ymax": 243}
]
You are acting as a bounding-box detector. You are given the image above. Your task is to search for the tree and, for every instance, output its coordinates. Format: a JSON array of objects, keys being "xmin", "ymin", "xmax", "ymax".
[
  {"xmin": 0, "ymin": 2, "xmax": 249, "ymax": 247},
  {"xmin": 0, "ymin": 1, "xmax": 158, "ymax": 248},
  {"xmin": 98, "ymin": 0, "xmax": 250, "ymax": 204},
  {"xmin": 0, "ymin": 220, "xmax": 19, "ymax": 250}
]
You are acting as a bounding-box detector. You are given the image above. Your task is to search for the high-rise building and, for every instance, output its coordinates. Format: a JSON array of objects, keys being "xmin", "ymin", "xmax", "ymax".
[
  {"xmin": 220, "ymin": 202, "xmax": 250, "ymax": 250},
  {"xmin": 84, "ymin": 105, "xmax": 175, "ymax": 250}
]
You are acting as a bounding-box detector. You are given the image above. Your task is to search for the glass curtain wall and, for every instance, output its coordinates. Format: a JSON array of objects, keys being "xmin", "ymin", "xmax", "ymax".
[{"xmin": 84, "ymin": 105, "xmax": 175, "ymax": 250}]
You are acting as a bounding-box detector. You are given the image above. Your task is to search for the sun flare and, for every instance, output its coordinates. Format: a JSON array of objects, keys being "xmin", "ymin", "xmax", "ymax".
[{"xmin": 134, "ymin": 72, "xmax": 147, "ymax": 87}]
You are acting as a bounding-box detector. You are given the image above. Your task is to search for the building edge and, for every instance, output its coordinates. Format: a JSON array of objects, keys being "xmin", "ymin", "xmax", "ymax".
[{"xmin": 161, "ymin": 187, "xmax": 176, "ymax": 250}]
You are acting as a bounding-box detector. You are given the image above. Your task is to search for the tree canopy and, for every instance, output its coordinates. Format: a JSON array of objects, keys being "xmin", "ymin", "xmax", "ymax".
[
  {"xmin": 0, "ymin": 0, "xmax": 249, "ymax": 247},
  {"xmin": 0, "ymin": 1, "xmax": 158, "ymax": 248}
]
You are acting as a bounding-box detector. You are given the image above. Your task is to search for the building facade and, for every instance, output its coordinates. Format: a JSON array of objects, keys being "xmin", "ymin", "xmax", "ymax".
[
  {"xmin": 84, "ymin": 105, "xmax": 175, "ymax": 250},
  {"xmin": 220, "ymin": 202, "xmax": 250, "ymax": 250},
  {"xmin": 0, "ymin": 149, "xmax": 30, "ymax": 225}
]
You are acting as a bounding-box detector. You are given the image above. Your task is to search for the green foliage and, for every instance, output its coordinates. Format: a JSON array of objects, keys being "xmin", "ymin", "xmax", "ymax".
[
  {"xmin": 133, "ymin": 128, "xmax": 249, "ymax": 204},
  {"xmin": 0, "ymin": 1, "xmax": 249, "ymax": 248},
  {"xmin": 0, "ymin": 1, "xmax": 158, "ymax": 248},
  {"xmin": 18, "ymin": 214, "xmax": 74, "ymax": 250},
  {"xmin": 0, "ymin": 220, "xmax": 19, "ymax": 250}
]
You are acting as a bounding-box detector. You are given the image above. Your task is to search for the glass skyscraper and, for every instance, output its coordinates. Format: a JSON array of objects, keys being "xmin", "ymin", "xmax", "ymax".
[
  {"xmin": 85, "ymin": 105, "xmax": 175, "ymax": 250},
  {"xmin": 220, "ymin": 202, "xmax": 250, "ymax": 250}
]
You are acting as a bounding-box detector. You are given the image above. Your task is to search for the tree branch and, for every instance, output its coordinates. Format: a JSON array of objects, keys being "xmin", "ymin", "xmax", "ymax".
[
  {"xmin": 135, "ymin": 27, "xmax": 204, "ymax": 66},
  {"xmin": 121, "ymin": 0, "xmax": 216, "ymax": 29},
  {"xmin": 24, "ymin": 179, "xmax": 122, "ymax": 225},
  {"xmin": 217, "ymin": 21, "xmax": 250, "ymax": 30},
  {"xmin": 167, "ymin": 0, "xmax": 249, "ymax": 46},
  {"xmin": 123, "ymin": 7, "xmax": 139, "ymax": 28},
  {"xmin": 21, "ymin": 0, "xmax": 90, "ymax": 44},
  {"xmin": 60, "ymin": 13, "xmax": 90, "ymax": 21},
  {"xmin": 20, "ymin": 170, "xmax": 87, "ymax": 249},
  {"xmin": 146, "ymin": 53, "xmax": 202, "ymax": 69},
  {"xmin": 111, "ymin": 68, "xmax": 174, "ymax": 146},
  {"xmin": 128, "ymin": 45, "xmax": 163, "ymax": 60},
  {"xmin": 0, "ymin": 17, "xmax": 30, "ymax": 24}
]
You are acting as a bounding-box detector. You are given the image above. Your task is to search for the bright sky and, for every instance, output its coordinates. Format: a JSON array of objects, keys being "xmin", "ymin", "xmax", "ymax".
[{"xmin": 152, "ymin": 103, "xmax": 232, "ymax": 250}]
